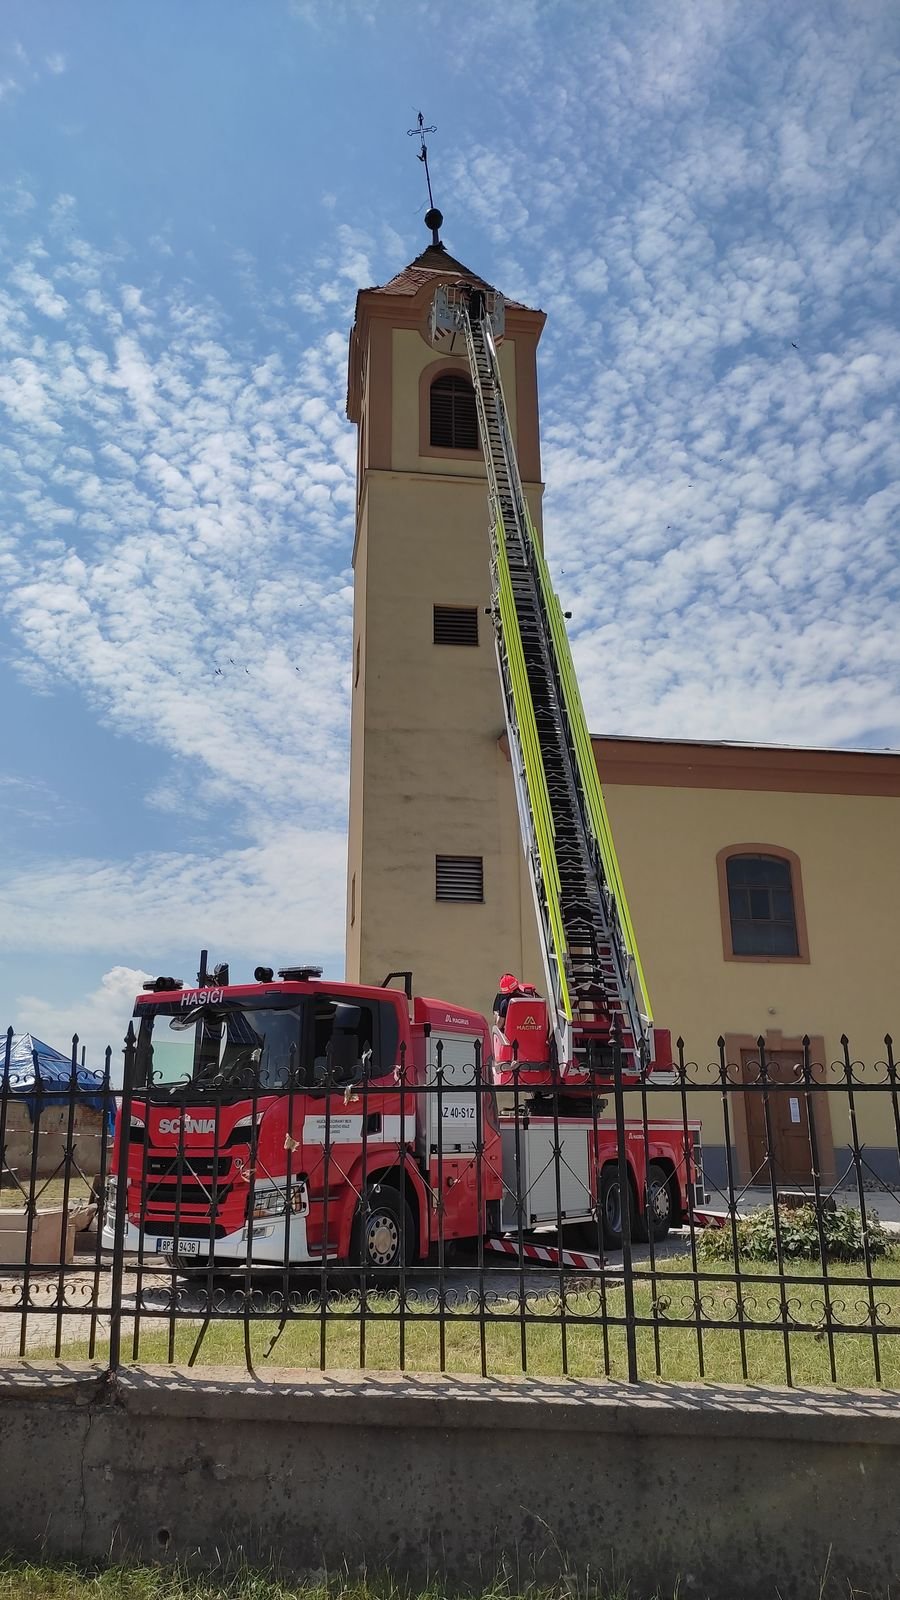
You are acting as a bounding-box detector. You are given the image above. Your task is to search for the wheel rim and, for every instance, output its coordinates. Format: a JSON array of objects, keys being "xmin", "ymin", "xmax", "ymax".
[
  {"xmin": 649, "ymin": 1175, "xmax": 670, "ymax": 1225},
  {"xmin": 604, "ymin": 1183, "xmax": 622, "ymax": 1234},
  {"xmin": 365, "ymin": 1210, "xmax": 399, "ymax": 1266}
]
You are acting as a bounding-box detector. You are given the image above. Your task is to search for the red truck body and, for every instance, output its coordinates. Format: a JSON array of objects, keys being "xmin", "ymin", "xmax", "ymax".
[{"xmin": 105, "ymin": 973, "xmax": 702, "ymax": 1269}]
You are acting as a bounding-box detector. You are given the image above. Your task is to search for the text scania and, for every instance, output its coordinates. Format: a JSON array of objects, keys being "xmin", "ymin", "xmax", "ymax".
[{"xmin": 158, "ymin": 1116, "xmax": 215, "ymax": 1135}]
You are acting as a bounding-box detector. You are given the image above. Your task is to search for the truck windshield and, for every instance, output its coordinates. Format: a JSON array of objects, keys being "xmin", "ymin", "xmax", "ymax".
[{"xmin": 134, "ymin": 1001, "xmax": 303, "ymax": 1094}]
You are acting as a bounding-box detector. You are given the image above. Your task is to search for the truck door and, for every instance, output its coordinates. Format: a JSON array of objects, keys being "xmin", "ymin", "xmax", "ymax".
[
  {"xmin": 427, "ymin": 1030, "xmax": 487, "ymax": 1241},
  {"xmin": 300, "ymin": 995, "xmax": 413, "ymax": 1244}
]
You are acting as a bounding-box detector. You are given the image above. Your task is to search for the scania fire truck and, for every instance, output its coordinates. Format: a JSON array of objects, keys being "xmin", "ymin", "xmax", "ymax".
[{"xmin": 105, "ymin": 277, "xmax": 704, "ymax": 1272}]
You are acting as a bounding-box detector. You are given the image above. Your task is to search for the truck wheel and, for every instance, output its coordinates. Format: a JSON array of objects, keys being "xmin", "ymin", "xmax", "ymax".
[
  {"xmin": 600, "ymin": 1167, "xmax": 631, "ymax": 1249},
  {"xmin": 351, "ymin": 1183, "xmax": 415, "ymax": 1274},
  {"xmin": 634, "ymin": 1163, "xmax": 673, "ymax": 1244}
]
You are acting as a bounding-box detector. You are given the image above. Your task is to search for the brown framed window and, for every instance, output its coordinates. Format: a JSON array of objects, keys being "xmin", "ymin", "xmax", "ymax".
[
  {"xmin": 436, "ymin": 855, "xmax": 484, "ymax": 903},
  {"xmin": 430, "ymin": 374, "xmax": 478, "ymax": 450},
  {"xmin": 433, "ymin": 605, "xmax": 479, "ymax": 646},
  {"xmin": 717, "ymin": 845, "xmax": 809, "ymax": 962}
]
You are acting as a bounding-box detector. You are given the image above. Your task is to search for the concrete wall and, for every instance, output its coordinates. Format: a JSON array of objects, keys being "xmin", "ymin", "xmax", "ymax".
[{"xmin": 2, "ymin": 1365, "xmax": 899, "ymax": 1599}]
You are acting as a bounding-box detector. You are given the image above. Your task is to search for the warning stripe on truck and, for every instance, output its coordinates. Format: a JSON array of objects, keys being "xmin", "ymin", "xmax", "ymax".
[{"xmin": 485, "ymin": 1236, "xmax": 605, "ymax": 1272}]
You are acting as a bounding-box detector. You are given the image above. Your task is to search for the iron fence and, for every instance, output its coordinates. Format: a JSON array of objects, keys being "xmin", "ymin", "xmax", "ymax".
[{"xmin": 2, "ymin": 1022, "xmax": 900, "ymax": 1388}]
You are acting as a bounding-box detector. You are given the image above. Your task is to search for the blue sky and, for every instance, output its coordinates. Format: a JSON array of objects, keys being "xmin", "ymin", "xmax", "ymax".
[{"xmin": 1, "ymin": 0, "xmax": 898, "ymax": 1058}]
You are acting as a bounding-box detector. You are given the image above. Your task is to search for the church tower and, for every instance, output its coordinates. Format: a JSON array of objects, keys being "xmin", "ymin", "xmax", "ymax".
[{"xmin": 345, "ymin": 238, "xmax": 546, "ymax": 1019}]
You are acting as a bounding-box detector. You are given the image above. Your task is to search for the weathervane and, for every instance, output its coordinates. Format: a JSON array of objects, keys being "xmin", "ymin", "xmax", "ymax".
[{"xmin": 407, "ymin": 111, "xmax": 443, "ymax": 246}]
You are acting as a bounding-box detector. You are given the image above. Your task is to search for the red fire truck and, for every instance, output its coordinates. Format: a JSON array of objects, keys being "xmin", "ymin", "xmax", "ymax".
[
  {"xmin": 104, "ymin": 277, "xmax": 705, "ymax": 1271},
  {"xmin": 103, "ymin": 963, "xmax": 702, "ymax": 1272}
]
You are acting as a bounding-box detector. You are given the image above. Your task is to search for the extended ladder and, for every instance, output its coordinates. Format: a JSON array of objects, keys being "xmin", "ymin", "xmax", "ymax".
[{"xmin": 431, "ymin": 285, "xmax": 652, "ymax": 1072}]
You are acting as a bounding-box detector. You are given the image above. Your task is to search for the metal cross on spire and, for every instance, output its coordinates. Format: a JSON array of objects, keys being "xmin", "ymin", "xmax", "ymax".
[{"xmin": 407, "ymin": 111, "xmax": 443, "ymax": 246}]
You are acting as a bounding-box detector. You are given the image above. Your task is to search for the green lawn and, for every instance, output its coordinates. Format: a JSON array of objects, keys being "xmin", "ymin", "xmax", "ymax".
[
  {"xmin": 21, "ymin": 1256, "xmax": 900, "ymax": 1388},
  {"xmin": 0, "ymin": 1560, "xmax": 674, "ymax": 1600},
  {"xmin": 0, "ymin": 1558, "xmax": 886, "ymax": 1600},
  {"xmin": 0, "ymin": 1177, "xmax": 95, "ymax": 1211}
]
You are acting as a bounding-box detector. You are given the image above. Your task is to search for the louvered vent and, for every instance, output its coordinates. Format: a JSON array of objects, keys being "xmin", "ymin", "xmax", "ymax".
[
  {"xmin": 435, "ymin": 855, "xmax": 484, "ymax": 903},
  {"xmin": 430, "ymin": 374, "xmax": 478, "ymax": 450},
  {"xmin": 433, "ymin": 605, "xmax": 479, "ymax": 646}
]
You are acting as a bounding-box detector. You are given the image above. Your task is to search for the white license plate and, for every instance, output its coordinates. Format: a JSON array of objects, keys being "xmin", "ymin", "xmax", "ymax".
[{"xmin": 154, "ymin": 1237, "xmax": 201, "ymax": 1257}]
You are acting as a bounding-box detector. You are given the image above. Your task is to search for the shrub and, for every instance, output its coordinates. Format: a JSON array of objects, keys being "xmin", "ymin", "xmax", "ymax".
[{"xmin": 696, "ymin": 1203, "xmax": 894, "ymax": 1263}]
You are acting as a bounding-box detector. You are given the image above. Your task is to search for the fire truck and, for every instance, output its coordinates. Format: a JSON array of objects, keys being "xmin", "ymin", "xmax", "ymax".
[{"xmin": 104, "ymin": 279, "xmax": 704, "ymax": 1272}]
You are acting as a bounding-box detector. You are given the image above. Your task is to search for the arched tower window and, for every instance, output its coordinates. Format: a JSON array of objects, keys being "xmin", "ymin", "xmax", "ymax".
[
  {"xmin": 429, "ymin": 373, "xmax": 478, "ymax": 450},
  {"xmin": 716, "ymin": 845, "xmax": 810, "ymax": 962}
]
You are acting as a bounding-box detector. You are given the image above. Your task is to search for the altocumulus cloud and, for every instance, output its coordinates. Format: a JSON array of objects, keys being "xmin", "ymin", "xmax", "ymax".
[
  {"xmin": 0, "ymin": 196, "xmax": 379, "ymax": 1031},
  {"xmin": 446, "ymin": 0, "xmax": 900, "ymax": 746},
  {"xmin": 0, "ymin": 204, "xmax": 361, "ymax": 831}
]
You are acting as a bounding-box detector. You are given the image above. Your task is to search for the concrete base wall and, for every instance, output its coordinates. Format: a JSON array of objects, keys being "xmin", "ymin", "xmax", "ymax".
[{"xmin": 2, "ymin": 1366, "xmax": 899, "ymax": 1599}]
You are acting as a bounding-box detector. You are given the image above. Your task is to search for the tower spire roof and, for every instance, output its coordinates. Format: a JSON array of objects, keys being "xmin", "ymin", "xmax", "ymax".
[{"xmin": 368, "ymin": 243, "xmax": 507, "ymax": 301}]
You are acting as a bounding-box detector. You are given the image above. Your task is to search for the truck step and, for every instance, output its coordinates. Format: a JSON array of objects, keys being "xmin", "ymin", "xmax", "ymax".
[{"xmin": 485, "ymin": 1235, "xmax": 605, "ymax": 1272}]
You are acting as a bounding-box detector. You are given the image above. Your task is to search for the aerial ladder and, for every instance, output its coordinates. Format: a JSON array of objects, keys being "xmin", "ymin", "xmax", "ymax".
[{"xmin": 430, "ymin": 283, "xmax": 666, "ymax": 1083}]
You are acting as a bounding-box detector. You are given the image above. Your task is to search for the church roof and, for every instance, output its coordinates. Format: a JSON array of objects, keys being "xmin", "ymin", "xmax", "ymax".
[{"xmin": 365, "ymin": 243, "xmax": 529, "ymax": 310}]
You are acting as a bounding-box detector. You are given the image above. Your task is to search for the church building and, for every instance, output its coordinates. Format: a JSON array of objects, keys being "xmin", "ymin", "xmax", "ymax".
[{"xmin": 344, "ymin": 237, "xmax": 900, "ymax": 1189}]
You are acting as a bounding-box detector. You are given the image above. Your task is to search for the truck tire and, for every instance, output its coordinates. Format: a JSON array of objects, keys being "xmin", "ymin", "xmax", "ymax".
[
  {"xmin": 634, "ymin": 1162, "xmax": 673, "ymax": 1244},
  {"xmin": 600, "ymin": 1167, "xmax": 632, "ymax": 1250},
  {"xmin": 351, "ymin": 1182, "xmax": 415, "ymax": 1274}
]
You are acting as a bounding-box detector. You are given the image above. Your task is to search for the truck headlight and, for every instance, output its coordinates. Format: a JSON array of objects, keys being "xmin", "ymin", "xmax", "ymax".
[{"xmin": 250, "ymin": 1180, "xmax": 308, "ymax": 1218}]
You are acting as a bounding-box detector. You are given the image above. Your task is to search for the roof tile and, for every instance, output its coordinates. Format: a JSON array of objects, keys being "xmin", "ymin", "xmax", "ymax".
[{"xmin": 364, "ymin": 244, "xmax": 528, "ymax": 309}]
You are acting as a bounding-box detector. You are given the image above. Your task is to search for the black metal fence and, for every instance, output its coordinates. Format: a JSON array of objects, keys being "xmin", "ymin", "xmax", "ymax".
[{"xmin": 2, "ymin": 1023, "xmax": 899, "ymax": 1388}]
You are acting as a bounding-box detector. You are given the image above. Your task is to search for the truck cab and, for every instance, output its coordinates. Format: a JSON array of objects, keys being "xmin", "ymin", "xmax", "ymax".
[{"xmin": 104, "ymin": 969, "xmax": 501, "ymax": 1272}]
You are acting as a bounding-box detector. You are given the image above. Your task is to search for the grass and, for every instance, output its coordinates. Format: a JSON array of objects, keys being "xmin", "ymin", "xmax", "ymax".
[
  {"xmin": 16, "ymin": 1255, "xmax": 900, "ymax": 1388},
  {"xmin": 1, "ymin": 1557, "xmax": 890, "ymax": 1600},
  {"xmin": 1, "ymin": 1555, "xmax": 895, "ymax": 1600},
  {"xmin": 0, "ymin": 1177, "xmax": 95, "ymax": 1212},
  {"xmin": 0, "ymin": 1558, "xmax": 678, "ymax": 1600}
]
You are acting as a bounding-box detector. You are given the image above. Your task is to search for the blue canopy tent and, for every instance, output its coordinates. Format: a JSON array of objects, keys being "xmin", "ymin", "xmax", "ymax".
[{"xmin": 3, "ymin": 1033, "xmax": 109, "ymax": 1120}]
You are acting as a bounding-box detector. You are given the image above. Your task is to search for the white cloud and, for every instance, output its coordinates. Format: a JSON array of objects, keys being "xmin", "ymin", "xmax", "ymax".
[
  {"xmin": 0, "ymin": 209, "xmax": 362, "ymax": 831},
  {"xmin": 45, "ymin": 53, "xmax": 67, "ymax": 75},
  {"xmin": 0, "ymin": 201, "xmax": 373, "ymax": 1035},
  {"xmin": 0, "ymin": 774, "xmax": 76, "ymax": 827},
  {"xmin": 10, "ymin": 264, "xmax": 68, "ymax": 319},
  {"xmin": 0, "ymin": 824, "xmax": 346, "ymax": 966},
  {"xmin": 14, "ymin": 966, "xmax": 154, "ymax": 1066},
  {"xmin": 435, "ymin": 0, "xmax": 900, "ymax": 748},
  {"xmin": 289, "ymin": 0, "xmax": 379, "ymax": 26}
]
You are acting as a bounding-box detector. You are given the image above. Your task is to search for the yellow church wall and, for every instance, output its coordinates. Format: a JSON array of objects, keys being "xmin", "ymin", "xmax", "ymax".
[
  {"xmin": 350, "ymin": 468, "xmax": 541, "ymax": 1007},
  {"xmin": 344, "ymin": 488, "xmax": 368, "ymax": 983},
  {"xmin": 600, "ymin": 780, "xmax": 900, "ymax": 1162}
]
